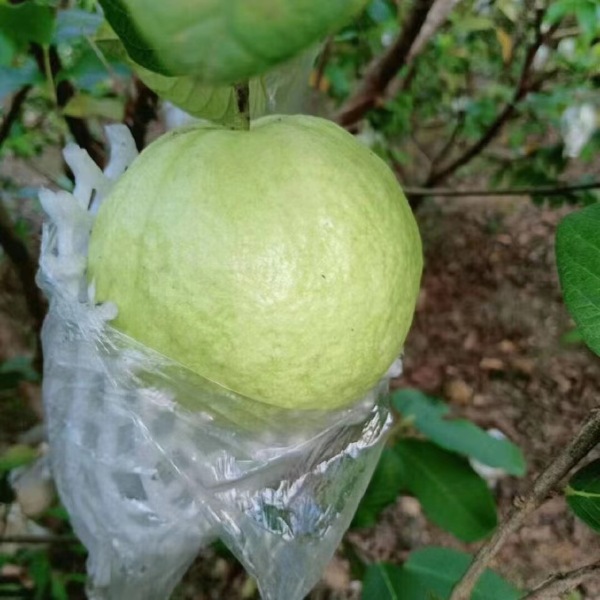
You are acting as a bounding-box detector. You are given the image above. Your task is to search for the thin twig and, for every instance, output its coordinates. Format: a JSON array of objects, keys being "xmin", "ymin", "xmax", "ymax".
[
  {"xmin": 449, "ymin": 409, "xmax": 600, "ymax": 600},
  {"xmin": 522, "ymin": 559, "xmax": 600, "ymax": 599},
  {"xmin": 404, "ymin": 181, "xmax": 600, "ymax": 197},
  {"xmin": 0, "ymin": 86, "xmax": 31, "ymax": 147},
  {"xmin": 233, "ymin": 82, "xmax": 250, "ymax": 130},
  {"xmin": 124, "ymin": 77, "xmax": 159, "ymax": 151},
  {"xmin": 0, "ymin": 534, "xmax": 78, "ymax": 545},
  {"xmin": 335, "ymin": 0, "xmax": 436, "ymax": 128},
  {"xmin": 430, "ymin": 111, "xmax": 465, "ymax": 168},
  {"xmin": 407, "ymin": 0, "xmax": 464, "ymax": 61},
  {"xmin": 313, "ymin": 36, "xmax": 334, "ymax": 92},
  {"xmin": 0, "ymin": 200, "xmax": 47, "ymax": 371}
]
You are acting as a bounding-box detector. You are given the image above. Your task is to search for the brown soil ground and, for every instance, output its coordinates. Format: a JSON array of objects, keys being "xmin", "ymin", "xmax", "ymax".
[{"xmin": 1, "ymin": 183, "xmax": 599, "ymax": 598}]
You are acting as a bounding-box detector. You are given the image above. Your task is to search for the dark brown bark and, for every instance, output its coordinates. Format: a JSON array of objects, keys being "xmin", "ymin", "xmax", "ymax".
[{"xmin": 335, "ymin": 0, "xmax": 436, "ymax": 128}]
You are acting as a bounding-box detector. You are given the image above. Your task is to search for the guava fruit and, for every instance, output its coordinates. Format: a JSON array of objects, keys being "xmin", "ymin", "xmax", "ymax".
[
  {"xmin": 99, "ymin": 0, "xmax": 367, "ymax": 84},
  {"xmin": 87, "ymin": 115, "xmax": 422, "ymax": 410}
]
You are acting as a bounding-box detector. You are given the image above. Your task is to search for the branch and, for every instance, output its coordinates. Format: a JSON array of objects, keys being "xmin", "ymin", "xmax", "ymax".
[
  {"xmin": 425, "ymin": 10, "xmax": 558, "ymax": 187},
  {"xmin": 313, "ymin": 36, "xmax": 334, "ymax": 92},
  {"xmin": 404, "ymin": 180, "xmax": 600, "ymax": 197},
  {"xmin": 0, "ymin": 534, "xmax": 78, "ymax": 545},
  {"xmin": 0, "ymin": 200, "xmax": 47, "ymax": 372},
  {"xmin": 430, "ymin": 111, "xmax": 465, "ymax": 168},
  {"xmin": 522, "ymin": 560, "xmax": 600, "ymax": 600},
  {"xmin": 407, "ymin": 0, "xmax": 464, "ymax": 61},
  {"xmin": 449, "ymin": 409, "xmax": 600, "ymax": 600},
  {"xmin": 0, "ymin": 85, "xmax": 31, "ymax": 147},
  {"xmin": 233, "ymin": 81, "xmax": 250, "ymax": 130},
  {"xmin": 124, "ymin": 77, "xmax": 159, "ymax": 151},
  {"xmin": 335, "ymin": 0, "xmax": 436, "ymax": 128},
  {"xmin": 30, "ymin": 44, "xmax": 106, "ymax": 167}
]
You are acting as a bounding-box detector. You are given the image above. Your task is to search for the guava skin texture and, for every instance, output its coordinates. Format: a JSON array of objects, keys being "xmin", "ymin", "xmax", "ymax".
[
  {"xmin": 99, "ymin": 0, "xmax": 367, "ymax": 83},
  {"xmin": 87, "ymin": 115, "xmax": 423, "ymax": 410}
]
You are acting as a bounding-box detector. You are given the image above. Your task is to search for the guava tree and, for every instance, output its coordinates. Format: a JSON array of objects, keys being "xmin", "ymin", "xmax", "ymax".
[{"xmin": 0, "ymin": 1, "xmax": 599, "ymax": 599}]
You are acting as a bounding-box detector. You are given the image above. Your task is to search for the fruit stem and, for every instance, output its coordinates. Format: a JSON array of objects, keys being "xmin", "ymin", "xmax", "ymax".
[{"xmin": 233, "ymin": 82, "xmax": 250, "ymax": 131}]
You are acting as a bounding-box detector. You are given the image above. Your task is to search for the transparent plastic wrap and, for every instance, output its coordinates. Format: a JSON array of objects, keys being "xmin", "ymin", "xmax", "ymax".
[{"xmin": 37, "ymin": 126, "xmax": 396, "ymax": 600}]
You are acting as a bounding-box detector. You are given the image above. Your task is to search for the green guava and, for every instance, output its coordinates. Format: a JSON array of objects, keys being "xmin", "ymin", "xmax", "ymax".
[
  {"xmin": 98, "ymin": 0, "xmax": 367, "ymax": 83},
  {"xmin": 87, "ymin": 115, "xmax": 422, "ymax": 410}
]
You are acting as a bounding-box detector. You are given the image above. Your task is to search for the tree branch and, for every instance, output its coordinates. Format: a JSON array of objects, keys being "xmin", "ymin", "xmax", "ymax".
[
  {"xmin": 0, "ymin": 86, "xmax": 31, "ymax": 147},
  {"xmin": 30, "ymin": 44, "xmax": 106, "ymax": 167},
  {"xmin": 335, "ymin": 0, "xmax": 436, "ymax": 128},
  {"xmin": 0, "ymin": 534, "xmax": 78, "ymax": 545},
  {"xmin": 449, "ymin": 409, "xmax": 600, "ymax": 600},
  {"xmin": 233, "ymin": 81, "xmax": 250, "ymax": 130},
  {"xmin": 0, "ymin": 200, "xmax": 47, "ymax": 371},
  {"xmin": 404, "ymin": 180, "xmax": 600, "ymax": 197},
  {"xmin": 124, "ymin": 77, "xmax": 159, "ymax": 151},
  {"xmin": 430, "ymin": 111, "xmax": 465, "ymax": 168},
  {"xmin": 424, "ymin": 10, "xmax": 558, "ymax": 188},
  {"xmin": 522, "ymin": 560, "xmax": 600, "ymax": 600}
]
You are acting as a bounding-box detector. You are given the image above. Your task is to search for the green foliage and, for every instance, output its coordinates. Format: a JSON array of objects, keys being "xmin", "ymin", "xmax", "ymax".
[
  {"xmin": 353, "ymin": 448, "xmax": 405, "ymax": 527},
  {"xmin": 566, "ymin": 458, "xmax": 600, "ymax": 532},
  {"xmin": 392, "ymin": 389, "xmax": 526, "ymax": 476},
  {"xmin": 396, "ymin": 440, "xmax": 497, "ymax": 542},
  {"xmin": 556, "ymin": 203, "xmax": 600, "ymax": 356},
  {"xmin": 0, "ymin": 444, "xmax": 38, "ymax": 474},
  {"xmin": 328, "ymin": 0, "xmax": 599, "ymax": 195},
  {"xmin": 361, "ymin": 547, "xmax": 520, "ymax": 600},
  {"xmin": 0, "ymin": 2, "xmax": 55, "ymax": 49},
  {"xmin": 0, "ymin": 547, "xmax": 85, "ymax": 600},
  {"xmin": 355, "ymin": 389, "xmax": 525, "ymax": 539}
]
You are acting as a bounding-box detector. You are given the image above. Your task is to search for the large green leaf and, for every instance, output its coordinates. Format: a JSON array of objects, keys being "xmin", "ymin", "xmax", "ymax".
[
  {"xmin": 392, "ymin": 389, "xmax": 525, "ymax": 476},
  {"xmin": 362, "ymin": 563, "xmax": 404, "ymax": 600},
  {"xmin": 566, "ymin": 458, "xmax": 600, "ymax": 532},
  {"xmin": 353, "ymin": 448, "xmax": 406, "ymax": 528},
  {"xmin": 365, "ymin": 547, "xmax": 520, "ymax": 600},
  {"xmin": 0, "ymin": 3, "xmax": 55, "ymax": 48},
  {"xmin": 95, "ymin": 23, "xmax": 314, "ymax": 125},
  {"xmin": 556, "ymin": 203, "xmax": 600, "ymax": 356},
  {"xmin": 396, "ymin": 440, "xmax": 497, "ymax": 541}
]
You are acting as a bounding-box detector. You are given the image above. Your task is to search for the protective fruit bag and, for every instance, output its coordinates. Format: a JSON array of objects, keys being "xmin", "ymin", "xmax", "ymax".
[{"xmin": 37, "ymin": 120, "xmax": 420, "ymax": 599}]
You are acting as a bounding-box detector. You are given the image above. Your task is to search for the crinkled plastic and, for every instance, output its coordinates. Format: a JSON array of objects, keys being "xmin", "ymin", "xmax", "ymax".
[{"xmin": 38, "ymin": 126, "xmax": 395, "ymax": 600}]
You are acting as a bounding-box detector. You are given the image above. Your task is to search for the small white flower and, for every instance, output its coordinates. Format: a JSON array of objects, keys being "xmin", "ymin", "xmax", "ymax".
[{"xmin": 561, "ymin": 104, "xmax": 597, "ymax": 158}]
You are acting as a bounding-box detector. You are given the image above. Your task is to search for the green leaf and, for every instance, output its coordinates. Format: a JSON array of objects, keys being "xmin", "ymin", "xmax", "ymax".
[
  {"xmin": 576, "ymin": 3, "xmax": 599, "ymax": 39},
  {"xmin": 0, "ymin": 60, "xmax": 41, "ymax": 103},
  {"xmin": 0, "ymin": 444, "xmax": 37, "ymax": 474},
  {"xmin": 0, "ymin": 3, "xmax": 55, "ymax": 48},
  {"xmin": 98, "ymin": 0, "xmax": 169, "ymax": 75},
  {"xmin": 0, "ymin": 31, "xmax": 15, "ymax": 66},
  {"xmin": 63, "ymin": 93, "xmax": 124, "ymax": 120},
  {"xmin": 396, "ymin": 440, "xmax": 497, "ymax": 541},
  {"xmin": 566, "ymin": 458, "xmax": 600, "ymax": 532},
  {"xmin": 135, "ymin": 46, "xmax": 316, "ymax": 124},
  {"xmin": 367, "ymin": 0, "xmax": 395, "ymax": 23},
  {"xmin": 0, "ymin": 356, "xmax": 39, "ymax": 382},
  {"xmin": 362, "ymin": 563, "xmax": 404, "ymax": 600},
  {"xmin": 393, "ymin": 546, "xmax": 521, "ymax": 600},
  {"xmin": 392, "ymin": 389, "xmax": 525, "ymax": 476},
  {"xmin": 556, "ymin": 204, "xmax": 600, "ymax": 357},
  {"xmin": 353, "ymin": 448, "xmax": 405, "ymax": 528},
  {"xmin": 54, "ymin": 8, "xmax": 103, "ymax": 43}
]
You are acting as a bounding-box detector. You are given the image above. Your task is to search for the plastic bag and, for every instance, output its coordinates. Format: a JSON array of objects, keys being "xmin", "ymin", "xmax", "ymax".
[{"xmin": 37, "ymin": 126, "xmax": 395, "ymax": 600}]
